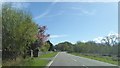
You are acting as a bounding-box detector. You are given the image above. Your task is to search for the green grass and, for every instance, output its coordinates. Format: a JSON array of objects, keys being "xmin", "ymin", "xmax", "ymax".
[
  {"xmin": 2, "ymin": 52, "xmax": 58, "ymax": 67},
  {"xmin": 22, "ymin": 52, "xmax": 58, "ymax": 66},
  {"xmin": 3, "ymin": 57, "xmax": 49, "ymax": 67},
  {"xmin": 70, "ymin": 53, "xmax": 118, "ymax": 65},
  {"xmin": 22, "ymin": 58, "xmax": 49, "ymax": 66},
  {"xmin": 39, "ymin": 52, "xmax": 58, "ymax": 58}
]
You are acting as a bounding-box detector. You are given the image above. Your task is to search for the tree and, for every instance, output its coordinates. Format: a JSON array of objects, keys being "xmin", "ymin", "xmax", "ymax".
[
  {"xmin": 102, "ymin": 36, "xmax": 111, "ymax": 46},
  {"xmin": 102, "ymin": 34, "xmax": 118, "ymax": 46},
  {"xmin": 2, "ymin": 3, "xmax": 38, "ymax": 60},
  {"xmin": 41, "ymin": 41, "xmax": 50, "ymax": 52},
  {"xmin": 37, "ymin": 26, "xmax": 50, "ymax": 46},
  {"xmin": 101, "ymin": 34, "xmax": 118, "ymax": 55},
  {"xmin": 55, "ymin": 41, "xmax": 74, "ymax": 52},
  {"xmin": 47, "ymin": 40, "xmax": 54, "ymax": 51}
]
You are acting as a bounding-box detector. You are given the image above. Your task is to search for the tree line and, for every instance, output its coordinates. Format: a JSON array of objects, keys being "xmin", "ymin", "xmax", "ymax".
[{"xmin": 55, "ymin": 34, "xmax": 119, "ymax": 57}]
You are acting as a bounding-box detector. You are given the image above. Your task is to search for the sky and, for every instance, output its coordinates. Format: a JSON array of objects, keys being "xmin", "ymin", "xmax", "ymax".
[
  {"xmin": 9, "ymin": 2, "xmax": 118, "ymax": 45},
  {"xmin": 1, "ymin": 0, "xmax": 120, "ymax": 2}
]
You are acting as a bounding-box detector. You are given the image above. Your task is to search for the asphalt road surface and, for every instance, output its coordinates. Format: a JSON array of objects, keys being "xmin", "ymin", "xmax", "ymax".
[{"xmin": 49, "ymin": 52, "xmax": 118, "ymax": 68}]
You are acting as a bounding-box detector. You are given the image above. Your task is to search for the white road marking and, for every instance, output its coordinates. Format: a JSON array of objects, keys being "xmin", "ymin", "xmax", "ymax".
[
  {"xmin": 82, "ymin": 65, "xmax": 88, "ymax": 68},
  {"xmin": 47, "ymin": 52, "xmax": 59, "ymax": 66},
  {"xmin": 47, "ymin": 60, "xmax": 53, "ymax": 66},
  {"xmin": 72, "ymin": 58, "xmax": 88, "ymax": 68},
  {"xmin": 72, "ymin": 59, "xmax": 77, "ymax": 61},
  {"xmin": 83, "ymin": 65, "xmax": 85, "ymax": 66}
]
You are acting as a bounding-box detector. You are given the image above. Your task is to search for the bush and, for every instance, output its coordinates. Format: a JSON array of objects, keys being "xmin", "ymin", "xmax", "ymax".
[{"xmin": 2, "ymin": 3, "xmax": 38, "ymax": 61}]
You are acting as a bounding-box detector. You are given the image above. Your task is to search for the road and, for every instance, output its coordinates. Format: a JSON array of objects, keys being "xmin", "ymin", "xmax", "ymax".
[{"xmin": 49, "ymin": 52, "xmax": 118, "ymax": 68}]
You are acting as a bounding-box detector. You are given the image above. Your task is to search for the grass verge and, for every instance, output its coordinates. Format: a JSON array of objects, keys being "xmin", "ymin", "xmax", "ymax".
[
  {"xmin": 20, "ymin": 52, "xmax": 58, "ymax": 66},
  {"xmin": 39, "ymin": 52, "xmax": 58, "ymax": 58},
  {"xmin": 70, "ymin": 53, "xmax": 118, "ymax": 65},
  {"xmin": 22, "ymin": 58, "xmax": 49, "ymax": 66},
  {"xmin": 2, "ymin": 52, "xmax": 58, "ymax": 67}
]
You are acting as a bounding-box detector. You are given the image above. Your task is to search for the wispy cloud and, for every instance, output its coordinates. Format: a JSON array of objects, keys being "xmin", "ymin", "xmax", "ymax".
[
  {"xmin": 34, "ymin": 10, "xmax": 50, "ymax": 19},
  {"xmin": 45, "ymin": 11, "xmax": 64, "ymax": 18},
  {"xmin": 50, "ymin": 34, "xmax": 68, "ymax": 38},
  {"xmin": 34, "ymin": 11, "xmax": 64, "ymax": 19},
  {"xmin": 34, "ymin": 6, "xmax": 96, "ymax": 19},
  {"xmin": 34, "ymin": 0, "xmax": 59, "ymax": 20},
  {"xmin": 71, "ymin": 7, "xmax": 96, "ymax": 15},
  {"xmin": 81, "ymin": 9, "xmax": 96, "ymax": 15}
]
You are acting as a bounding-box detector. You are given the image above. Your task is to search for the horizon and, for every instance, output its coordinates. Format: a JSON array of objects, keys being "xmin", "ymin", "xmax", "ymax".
[{"xmin": 9, "ymin": 2, "xmax": 118, "ymax": 45}]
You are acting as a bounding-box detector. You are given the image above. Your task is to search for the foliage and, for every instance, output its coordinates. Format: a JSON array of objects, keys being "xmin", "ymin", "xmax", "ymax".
[
  {"xmin": 37, "ymin": 26, "xmax": 50, "ymax": 46},
  {"xmin": 22, "ymin": 58, "xmax": 49, "ymax": 66},
  {"xmin": 55, "ymin": 35, "xmax": 119, "ymax": 56},
  {"xmin": 2, "ymin": 3, "xmax": 38, "ymax": 60},
  {"xmin": 71, "ymin": 53, "xmax": 118, "ymax": 65},
  {"xmin": 47, "ymin": 40, "xmax": 54, "ymax": 51},
  {"xmin": 55, "ymin": 41, "xmax": 74, "ymax": 52},
  {"xmin": 40, "ymin": 42, "xmax": 50, "ymax": 52}
]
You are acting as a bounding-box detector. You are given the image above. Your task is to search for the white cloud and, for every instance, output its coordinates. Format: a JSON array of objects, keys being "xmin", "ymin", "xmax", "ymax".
[
  {"xmin": 50, "ymin": 34, "xmax": 68, "ymax": 38},
  {"xmin": 81, "ymin": 40, "xmax": 88, "ymax": 43},
  {"xmin": 108, "ymin": 31, "xmax": 118, "ymax": 37},
  {"xmin": 93, "ymin": 37, "xmax": 103, "ymax": 43},
  {"xmin": 93, "ymin": 32, "xmax": 118, "ymax": 43}
]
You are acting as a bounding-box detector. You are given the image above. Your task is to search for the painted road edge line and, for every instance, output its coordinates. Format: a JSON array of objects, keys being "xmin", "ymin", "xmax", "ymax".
[
  {"xmin": 47, "ymin": 52, "xmax": 59, "ymax": 66},
  {"xmin": 72, "ymin": 59, "xmax": 77, "ymax": 61},
  {"xmin": 82, "ymin": 65, "xmax": 88, "ymax": 68}
]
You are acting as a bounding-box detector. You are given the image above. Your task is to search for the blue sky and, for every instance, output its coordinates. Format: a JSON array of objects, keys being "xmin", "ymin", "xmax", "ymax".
[{"xmin": 11, "ymin": 2, "xmax": 118, "ymax": 45}]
